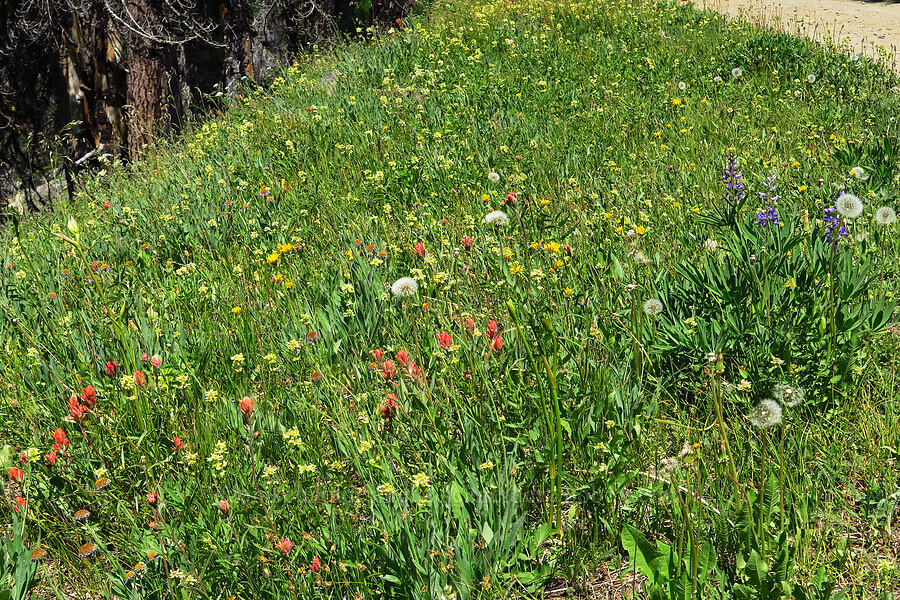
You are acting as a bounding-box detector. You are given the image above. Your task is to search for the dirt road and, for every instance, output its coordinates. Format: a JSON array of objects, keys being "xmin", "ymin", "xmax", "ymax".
[{"xmin": 694, "ymin": 0, "xmax": 900, "ymax": 70}]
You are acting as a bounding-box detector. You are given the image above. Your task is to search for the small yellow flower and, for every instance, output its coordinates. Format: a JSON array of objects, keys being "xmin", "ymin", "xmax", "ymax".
[
  {"xmin": 266, "ymin": 253, "xmax": 279, "ymax": 263},
  {"xmin": 411, "ymin": 472, "xmax": 431, "ymax": 488},
  {"xmin": 479, "ymin": 461, "xmax": 494, "ymax": 470},
  {"xmin": 232, "ymin": 306, "xmax": 241, "ymax": 314}
]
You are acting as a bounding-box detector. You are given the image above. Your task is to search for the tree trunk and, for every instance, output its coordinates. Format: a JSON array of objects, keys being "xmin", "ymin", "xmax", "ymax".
[
  {"xmin": 224, "ymin": 0, "xmax": 252, "ymax": 94},
  {"xmin": 126, "ymin": 0, "xmax": 170, "ymax": 158}
]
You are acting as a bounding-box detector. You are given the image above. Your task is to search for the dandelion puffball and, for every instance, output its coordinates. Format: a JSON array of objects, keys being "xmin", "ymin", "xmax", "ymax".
[
  {"xmin": 390, "ymin": 277, "xmax": 419, "ymax": 297},
  {"xmin": 487, "ymin": 171, "xmax": 501, "ymax": 183},
  {"xmin": 835, "ymin": 193, "xmax": 863, "ymax": 219},
  {"xmin": 731, "ymin": 67, "xmax": 743, "ymax": 79},
  {"xmin": 643, "ymin": 298, "xmax": 663, "ymax": 316},
  {"xmin": 484, "ymin": 210, "xmax": 509, "ymax": 226},
  {"xmin": 875, "ymin": 206, "xmax": 896, "ymax": 225},
  {"xmin": 807, "ymin": 74, "xmax": 816, "ymax": 84},
  {"xmin": 774, "ymin": 383, "xmax": 805, "ymax": 408},
  {"xmin": 849, "ymin": 166, "xmax": 869, "ymax": 181},
  {"xmin": 749, "ymin": 398, "xmax": 782, "ymax": 428}
]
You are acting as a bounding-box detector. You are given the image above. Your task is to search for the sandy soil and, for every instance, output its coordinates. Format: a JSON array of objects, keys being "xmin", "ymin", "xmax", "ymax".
[{"xmin": 691, "ymin": 0, "xmax": 900, "ymax": 70}]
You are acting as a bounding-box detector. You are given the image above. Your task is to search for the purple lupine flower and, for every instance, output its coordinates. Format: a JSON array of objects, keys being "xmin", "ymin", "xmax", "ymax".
[
  {"xmin": 824, "ymin": 206, "xmax": 849, "ymax": 247},
  {"xmin": 824, "ymin": 188, "xmax": 849, "ymax": 247},
  {"xmin": 755, "ymin": 175, "xmax": 780, "ymax": 226},
  {"xmin": 722, "ymin": 155, "xmax": 745, "ymax": 205}
]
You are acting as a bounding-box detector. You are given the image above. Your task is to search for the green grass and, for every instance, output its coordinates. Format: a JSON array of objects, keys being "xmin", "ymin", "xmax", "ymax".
[{"xmin": 1, "ymin": 0, "xmax": 899, "ymax": 598}]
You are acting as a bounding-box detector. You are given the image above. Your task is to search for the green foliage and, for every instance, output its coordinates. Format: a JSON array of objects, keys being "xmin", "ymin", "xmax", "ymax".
[
  {"xmin": 0, "ymin": 0, "xmax": 898, "ymax": 598},
  {"xmin": 622, "ymin": 523, "xmax": 717, "ymax": 600},
  {"xmin": 0, "ymin": 518, "xmax": 39, "ymax": 600},
  {"xmin": 656, "ymin": 204, "xmax": 896, "ymax": 404}
]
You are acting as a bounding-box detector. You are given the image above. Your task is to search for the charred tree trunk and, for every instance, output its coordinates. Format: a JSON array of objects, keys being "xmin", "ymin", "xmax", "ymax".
[
  {"xmin": 224, "ymin": 0, "xmax": 252, "ymax": 93},
  {"xmin": 126, "ymin": 0, "xmax": 171, "ymax": 158}
]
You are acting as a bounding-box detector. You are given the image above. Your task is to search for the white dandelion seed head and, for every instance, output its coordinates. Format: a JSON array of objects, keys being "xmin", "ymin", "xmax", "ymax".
[
  {"xmin": 487, "ymin": 171, "xmax": 501, "ymax": 183},
  {"xmin": 875, "ymin": 206, "xmax": 897, "ymax": 225},
  {"xmin": 773, "ymin": 383, "xmax": 805, "ymax": 408},
  {"xmin": 390, "ymin": 277, "xmax": 419, "ymax": 297},
  {"xmin": 836, "ymin": 193, "xmax": 864, "ymax": 219},
  {"xmin": 678, "ymin": 81, "xmax": 687, "ymax": 90},
  {"xmin": 704, "ymin": 238, "xmax": 718, "ymax": 252},
  {"xmin": 749, "ymin": 398, "xmax": 783, "ymax": 428},
  {"xmin": 855, "ymin": 232, "xmax": 869, "ymax": 243},
  {"xmin": 713, "ymin": 76, "xmax": 723, "ymax": 83},
  {"xmin": 849, "ymin": 166, "xmax": 869, "ymax": 181},
  {"xmin": 659, "ymin": 456, "xmax": 681, "ymax": 477},
  {"xmin": 731, "ymin": 67, "xmax": 743, "ymax": 79},
  {"xmin": 807, "ymin": 74, "xmax": 816, "ymax": 84},
  {"xmin": 484, "ymin": 210, "xmax": 509, "ymax": 226},
  {"xmin": 643, "ymin": 298, "xmax": 663, "ymax": 316}
]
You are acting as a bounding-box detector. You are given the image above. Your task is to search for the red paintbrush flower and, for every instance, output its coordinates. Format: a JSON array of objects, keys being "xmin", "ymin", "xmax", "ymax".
[
  {"xmin": 491, "ymin": 334, "xmax": 503, "ymax": 352},
  {"xmin": 275, "ymin": 537, "xmax": 295, "ymax": 556},
  {"xmin": 381, "ymin": 360, "xmax": 397, "ymax": 380},
  {"xmin": 239, "ymin": 396, "xmax": 255, "ymax": 420},
  {"xmin": 81, "ymin": 385, "xmax": 97, "ymax": 407},
  {"xmin": 67, "ymin": 395, "xmax": 87, "ymax": 422}
]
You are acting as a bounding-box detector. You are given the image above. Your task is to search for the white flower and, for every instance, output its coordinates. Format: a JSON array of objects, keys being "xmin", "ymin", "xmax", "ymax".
[
  {"xmin": 749, "ymin": 399, "xmax": 782, "ymax": 428},
  {"xmin": 807, "ymin": 74, "xmax": 816, "ymax": 84},
  {"xmin": 713, "ymin": 76, "xmax": 723, "ymax": 83},
  {"xmin": 391, "ymin": 277, "xmax": 419, "ymax": 297},
  {"xmin": 731, "ymin": 67, "xmax": 743, "ymax": 79},
  {"xmin": 484, "ymin": 210, "xmax": 509, "ymax": 226},
  {"xmin": 875, "ymin": 206, "xmax": 896, "ymax": 225},
  {"xmin": 659, "ymin": 456, "xmax": 680, "ymax": 477},
  {"xmin": 835, "ymin": 193, "xmax": 863, "ymax": 219},
  {"xmin": 704, "ymin": 238, "xmax": 718, "ymax": 252},
  {"xmin": 773, "ymin": 383, "xmax": 805, "ymax": 408},
  {"xmin": 487, "ymin": 171, "xmax": 501, "ymax": 183},
  {"xmin": 849, "ymin": 166, "xmax": 869, "ymax": 181},
  {"xmin": 643, "ymin": 298, "xmax": 663, "ymax": 316},
  {"xmin": 678, "ymin": 81, "xmax": 687, "ymax": 90}
]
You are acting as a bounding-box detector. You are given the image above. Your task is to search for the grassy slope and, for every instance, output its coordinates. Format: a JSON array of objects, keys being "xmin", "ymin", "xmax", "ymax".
[{"xmin": 2, "ymin": 0, "xmax": 900, "ymax": 597}]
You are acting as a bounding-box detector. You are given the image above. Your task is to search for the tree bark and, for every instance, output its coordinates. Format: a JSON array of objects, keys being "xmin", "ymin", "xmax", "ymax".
[
  {"xmin": 126, "ymin": 0, "xmax": 170, "ymax": 158},
  {"xmin": 223, "ymin": 0, "xmax": 252, "ymax": 94}
]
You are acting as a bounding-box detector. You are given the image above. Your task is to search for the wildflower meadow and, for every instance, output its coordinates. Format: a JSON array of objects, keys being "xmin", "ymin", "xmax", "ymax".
[{"xmin": 2, "ymin": 0, "xmax": 900, "ymax": 598}]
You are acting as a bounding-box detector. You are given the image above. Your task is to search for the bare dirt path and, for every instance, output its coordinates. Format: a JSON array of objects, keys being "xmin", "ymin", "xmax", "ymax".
[{"xmin": 691, "ymin": 0, "xmax": 900, "ymax": 71}]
